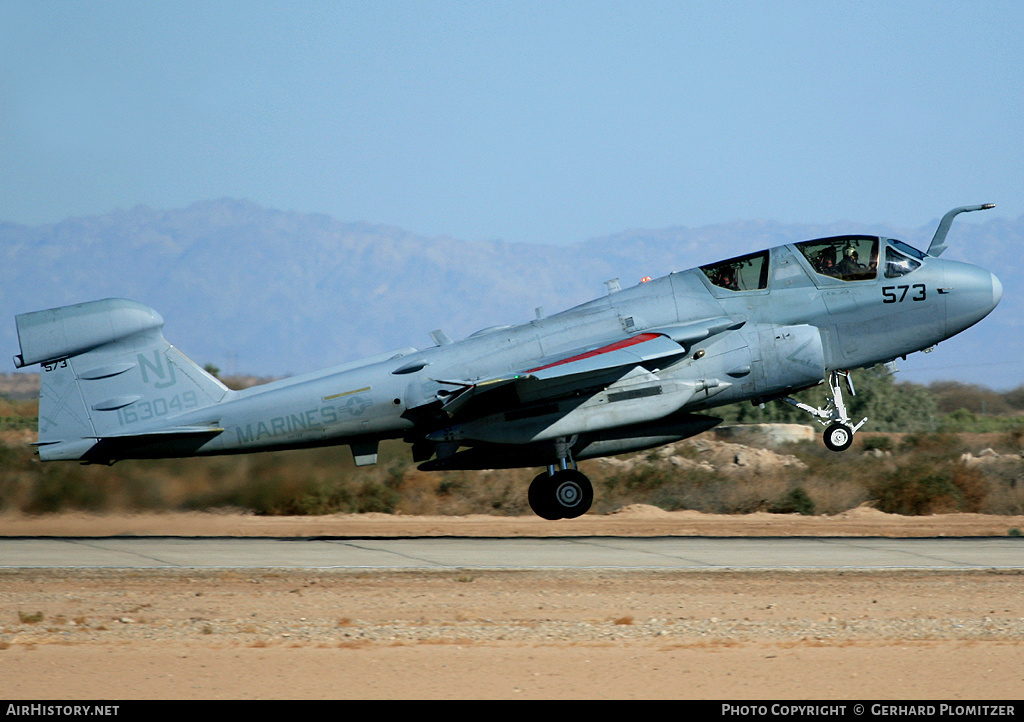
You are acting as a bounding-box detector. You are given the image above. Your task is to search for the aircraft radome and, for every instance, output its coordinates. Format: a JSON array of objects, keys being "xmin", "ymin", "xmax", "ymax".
[{"xmin": 13, "ymin": 204, "xmax": 1002, "ymax": 519}]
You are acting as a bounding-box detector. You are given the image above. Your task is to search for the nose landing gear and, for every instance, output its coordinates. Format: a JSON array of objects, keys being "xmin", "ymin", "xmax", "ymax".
[
  {"xmin": 823, "ymin": 422, "xmax": 854, "ymax": 452},
  {"xmin": 782, "ymin": 370, "xmax": 867, "ymax": 452}
]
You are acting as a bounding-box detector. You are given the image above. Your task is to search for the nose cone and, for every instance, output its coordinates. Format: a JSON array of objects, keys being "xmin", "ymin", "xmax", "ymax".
[{"xmin": 944, "ymin": 263, "xmax": 1002, "ymax": 338}]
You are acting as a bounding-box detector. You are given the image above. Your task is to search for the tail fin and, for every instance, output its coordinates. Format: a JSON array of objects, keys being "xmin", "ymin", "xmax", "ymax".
[{"xmin": 14, "ymin": 299, "xmax": 229, "ymax": 462}]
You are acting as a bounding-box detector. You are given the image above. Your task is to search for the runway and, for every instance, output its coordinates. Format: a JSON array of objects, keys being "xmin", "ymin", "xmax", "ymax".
[{"xmin": 2, "ymin": 536, "xmax": 1021, "ymax": 570}]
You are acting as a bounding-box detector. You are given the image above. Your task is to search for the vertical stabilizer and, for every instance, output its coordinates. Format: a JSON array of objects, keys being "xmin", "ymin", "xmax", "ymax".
[{"xmin": 15, "ymin": 299, "xmax": 229, "ymax": 461}]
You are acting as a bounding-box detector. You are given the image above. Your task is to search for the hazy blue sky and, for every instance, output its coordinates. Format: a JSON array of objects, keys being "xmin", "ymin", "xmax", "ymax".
[{"xmin": 3, "ymin": 1, "xmax": 1022, "ymax": 244}]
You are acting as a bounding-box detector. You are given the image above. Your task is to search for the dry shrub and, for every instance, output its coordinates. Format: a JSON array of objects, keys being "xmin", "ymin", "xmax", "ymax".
[
  {"xmin": 795, "ymin": 476, "xmax": 872, "ymax": 516},
  {"xmin": 3, "ymin": 427, "xmax": 1023, "ymax": 516},
  {"xmin": 870, "ymin": 459, "xmax": 987, "ymax": 515}
]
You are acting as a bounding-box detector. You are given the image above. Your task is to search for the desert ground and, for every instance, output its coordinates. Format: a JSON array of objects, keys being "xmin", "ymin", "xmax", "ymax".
[{"xmin": 2, "ymin": 507, "xmax": 1023, "ymax": 700}]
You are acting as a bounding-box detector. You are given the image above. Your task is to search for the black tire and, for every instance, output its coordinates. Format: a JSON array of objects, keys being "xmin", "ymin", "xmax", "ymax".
[
  {"xmin": 528, "ymin": 472, "xmax": 563, "ymax": 520},
  {"xmin": 823, "ymin": 423, "xmax": 853, "ymax": 452},
  {"xmin": 528, "ymin": 469, "xmax": 595, "ymax": 519}
]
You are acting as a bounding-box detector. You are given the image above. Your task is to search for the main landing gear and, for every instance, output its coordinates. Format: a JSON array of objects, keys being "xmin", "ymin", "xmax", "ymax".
[
  {"xmin": 782, "ymin": 370, "xmax": 867, "ymax": 452},
  {"xmin": 528, "ymin": 458, "xmax": 594, "ymax": 520}
]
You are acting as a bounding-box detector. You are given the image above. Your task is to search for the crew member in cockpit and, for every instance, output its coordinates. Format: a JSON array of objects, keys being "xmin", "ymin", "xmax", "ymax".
[
  {"xmin": 816, "ymin": 247, "xmax": 837, "ymax": 275},
  {"xmin": 834, "ymin": 245, "xmax": 866, "ymax": 278}
]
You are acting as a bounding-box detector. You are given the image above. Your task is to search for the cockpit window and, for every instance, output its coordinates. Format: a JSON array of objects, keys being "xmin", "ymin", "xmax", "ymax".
[
  {"xmin": 700, "ymin": 250, "xmax": 769, "ymax": 291},
  {"xmin": 884, "ymin": 247, "xmax": 921, "ymax": 278},
  {"xmin": 888, "ymin": 238, "xmax": 926, "ymax": 261},
  {"xmin": 795, "ymin": 236, "xmax": 878, "ymax": 282}
]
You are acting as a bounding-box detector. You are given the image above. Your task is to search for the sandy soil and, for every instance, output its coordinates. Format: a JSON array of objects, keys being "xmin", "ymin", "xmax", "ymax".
[
  {"xmin": 4, "ymin": 504, "xmax": 1024, "ymax": 538},
  {"xmin": 2, "ymin": 508, "xmax": 1023, "ymax": 700}
]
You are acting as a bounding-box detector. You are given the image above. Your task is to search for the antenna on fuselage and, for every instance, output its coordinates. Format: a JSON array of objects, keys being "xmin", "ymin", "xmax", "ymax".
[{"xmin": 926, "ymin": 203, "xmax": 995, "ymax": 257}]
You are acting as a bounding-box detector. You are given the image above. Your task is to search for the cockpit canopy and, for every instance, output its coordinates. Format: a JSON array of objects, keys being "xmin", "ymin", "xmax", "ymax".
[{"xmin": 700, "ymin": 235, "xmax": 926, "ymax": 292}]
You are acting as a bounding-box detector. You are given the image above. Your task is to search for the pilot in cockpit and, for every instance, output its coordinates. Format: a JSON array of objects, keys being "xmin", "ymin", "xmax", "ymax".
[
  {"xmin": 816, "ymin": 247, "xmax": 837, "ymax": 275},
  {"xmin": 712, "ymin": 266, "xmax": 739, "ymax": 290},
  {"xmin": 834, "ymin": 245, "xmax": 866, "ymax": 278}
]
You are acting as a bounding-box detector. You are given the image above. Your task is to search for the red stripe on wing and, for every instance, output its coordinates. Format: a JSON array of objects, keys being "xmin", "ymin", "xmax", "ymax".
[{"xmin": 526, "ymin": 333, "xmax": 661, "ymax": 374}]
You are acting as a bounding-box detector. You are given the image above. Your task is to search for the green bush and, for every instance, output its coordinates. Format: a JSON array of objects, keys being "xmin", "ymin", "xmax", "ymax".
[
  {"xmin": 769, "ymin": 486, "xmax": 815, "ymax": 515},
  {"xmin": 861, "ymin": 435, "xmax": 893, "ymax": 452}
]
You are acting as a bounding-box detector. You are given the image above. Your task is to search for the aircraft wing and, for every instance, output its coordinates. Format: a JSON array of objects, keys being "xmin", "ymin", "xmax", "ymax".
[
  {"xmin": 429, "ymin": 316, "xmax": 744, "ymax": 419},
  {"xmin": 526, "ymin": 331, "xmax": 685, "ymax": 380}
]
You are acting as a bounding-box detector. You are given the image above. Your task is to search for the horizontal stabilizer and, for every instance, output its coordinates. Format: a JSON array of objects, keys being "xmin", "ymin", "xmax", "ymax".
[
  {"xmin": 37, "ymin": 426, "xmax": 226, "ymax": 463},
  {"xmin": 33, "ymin": 425, "xmax": 225, "ymax": 446},
  {"xmin": 90, "ymin": 425, "xmax": 226, "ymax": 441}
]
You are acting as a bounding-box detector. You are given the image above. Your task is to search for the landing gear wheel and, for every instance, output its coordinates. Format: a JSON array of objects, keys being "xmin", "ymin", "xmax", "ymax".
[
  {"xmin": 528, "ymin": 469, "xmax": 594, "ymax": 519},
  {"xmin": 550, "ymin": 469, "xmax": 593, "ymax": 519},
  {"xmin": 823, "ymin": 423, "xmax": 853, "ymax": 452}
]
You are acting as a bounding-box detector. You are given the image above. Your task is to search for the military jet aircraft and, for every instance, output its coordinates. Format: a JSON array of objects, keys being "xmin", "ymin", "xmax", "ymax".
[{"xmin": 12, "ymin": 204, "xmax": 1002, "ymax": 519}]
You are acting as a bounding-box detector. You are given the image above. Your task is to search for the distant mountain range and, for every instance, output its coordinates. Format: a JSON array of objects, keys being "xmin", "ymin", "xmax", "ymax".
[{"xmin": 3, "ymin": 199, "xmax": 1021, "ymax": 388}]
